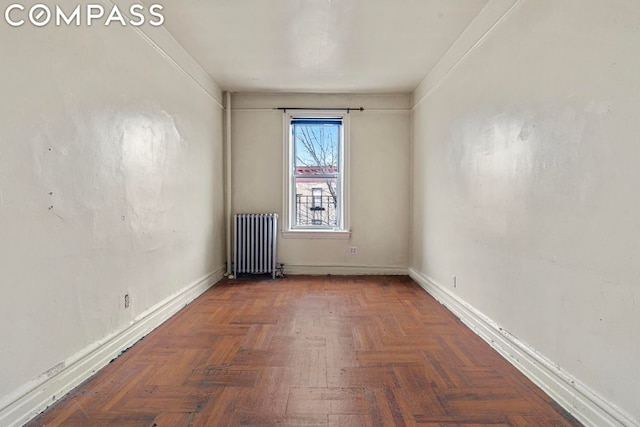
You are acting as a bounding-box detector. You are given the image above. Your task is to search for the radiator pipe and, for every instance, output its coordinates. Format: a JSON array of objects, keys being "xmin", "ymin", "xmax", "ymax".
[{"xmin": 225, "ymin": 92, "xmax": 233, "ymax": 277}]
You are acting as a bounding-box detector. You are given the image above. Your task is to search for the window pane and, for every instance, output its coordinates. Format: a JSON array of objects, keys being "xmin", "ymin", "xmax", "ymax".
[
  {"xmin": 294, "ymin": 177, "xmax": 337, "ymax": 227},
  {"xmin": 293, "ymin": 122, "xmax": 340, "ymax": 175}
]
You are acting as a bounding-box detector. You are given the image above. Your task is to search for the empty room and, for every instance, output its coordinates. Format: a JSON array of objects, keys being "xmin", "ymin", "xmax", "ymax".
[{"xmin": 1, "ymin": 0, "xmax": 638, "ymax": 426}]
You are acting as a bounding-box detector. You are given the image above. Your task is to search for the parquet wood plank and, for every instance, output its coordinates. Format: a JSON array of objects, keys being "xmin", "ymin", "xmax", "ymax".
[
  {"xmin": 185, "ymin": 366, "xmax": 260, "ymax": 388},
  {"xmin": 113, "ymin": 385, "xmax": 210, "ymax": 414},
  {"xmin": 150, "ymin": 411, "xmax": 197, "ymax": 427},
  {"xmin": 195, "ymin": 387, "xmax": 250, "ymax": 427},
  {"xmin": 326, "ymin": 366, "xmax": 399, "ymax": 388},
  {"xmin": 327, "ymin": 414, "xmax": 369, "ymax": 427},
  {"xmin": 240, "ymin": 414, "xmax": 329, "ymax": 426},
  {"xmin": 367, "ymin": 388, "xmax": 410, "ymax": 427},
  {"xmin": 286, "ymin": 387, "xmax": 368, "ymax": 415},
  {"xmin": 27, "ymin": 275, "xmax": 582, "ymax": 427}
]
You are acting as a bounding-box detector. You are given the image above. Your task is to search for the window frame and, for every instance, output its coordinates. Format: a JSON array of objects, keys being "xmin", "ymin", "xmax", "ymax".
[{"xmin": 282, "ymin": 110, "xmax": 350, "ymax": 239}]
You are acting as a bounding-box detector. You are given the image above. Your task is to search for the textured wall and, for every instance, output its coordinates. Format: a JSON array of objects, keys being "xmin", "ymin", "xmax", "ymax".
[
  {"xmin": 411, "ymin": 0, "xmax": 640, "ymax": 420},
  {"xmin": 0, "ymin": 1, "xmax": 225, "ymax": 407}
]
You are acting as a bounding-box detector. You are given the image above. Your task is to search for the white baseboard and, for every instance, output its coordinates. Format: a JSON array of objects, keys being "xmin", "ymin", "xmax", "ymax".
[
  {"xmin": 408, "ymin": 268, "xmax": 638, "ymax": 427},
  {"xmin": 0, "ymin": 266, "xmax": 225, "ymax": 427},
  {"xmin": 284, "ymin": 264, "xmax": 408, "ymax": 276}
]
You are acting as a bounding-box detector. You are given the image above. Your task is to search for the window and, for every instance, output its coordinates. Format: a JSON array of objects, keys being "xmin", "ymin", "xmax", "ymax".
[{"xmin": 284, "ymin": 111, "xmax": 349, "ymax": 236}]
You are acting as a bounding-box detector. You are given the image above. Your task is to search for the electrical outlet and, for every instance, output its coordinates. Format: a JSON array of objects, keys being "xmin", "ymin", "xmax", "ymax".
[
  {"xmin": 452, "ymin": 276, "xmax": 457, "ymax": 288},
  {"xmin": 349, "ymin": 247, "xmax": 358, "ymax": 255},
  {"xmin": 124, "ymin": 294, "xmax": 130, "ymax": 309}
]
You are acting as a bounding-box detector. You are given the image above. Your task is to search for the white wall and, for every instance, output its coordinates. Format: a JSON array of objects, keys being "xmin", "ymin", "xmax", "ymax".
[
  {"xmin": 411, "ymin": 0, "xmax": 640, "ymax": 424},
  {"xmin": 231, "ymin": 93, "xmax": 410, "ymax": 274},
  {"xmin": 0, "ymin": 3, "xmax": 226, "ymax": 424}
]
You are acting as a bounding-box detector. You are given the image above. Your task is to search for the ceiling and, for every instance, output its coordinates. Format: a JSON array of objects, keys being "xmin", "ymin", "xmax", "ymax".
[{"xmin": 158, "ymin": 0, "xmax": 489, "ymax": 93}]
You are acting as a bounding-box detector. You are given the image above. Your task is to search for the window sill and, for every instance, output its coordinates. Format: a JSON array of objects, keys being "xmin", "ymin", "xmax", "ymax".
[{"xmin": 282, "ymin": 229, "xmax": 351, "ymax": 240}]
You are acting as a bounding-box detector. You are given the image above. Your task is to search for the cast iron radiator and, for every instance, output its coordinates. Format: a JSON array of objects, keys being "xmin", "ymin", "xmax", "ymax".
[{"xmin": 233, "ymin": 213, "xmax": 278, "ymax": 279}]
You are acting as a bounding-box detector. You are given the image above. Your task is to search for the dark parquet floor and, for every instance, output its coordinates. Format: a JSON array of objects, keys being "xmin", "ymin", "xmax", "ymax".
[{"xmin": 28, "ymin": 275, "xmax": 582, "ymax": 426}]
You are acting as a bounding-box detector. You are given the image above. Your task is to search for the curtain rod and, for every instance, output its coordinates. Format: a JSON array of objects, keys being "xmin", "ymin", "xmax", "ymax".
[{"xmin": 276, "ymin": 107, "xmax": 365, "ymax": 113}]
